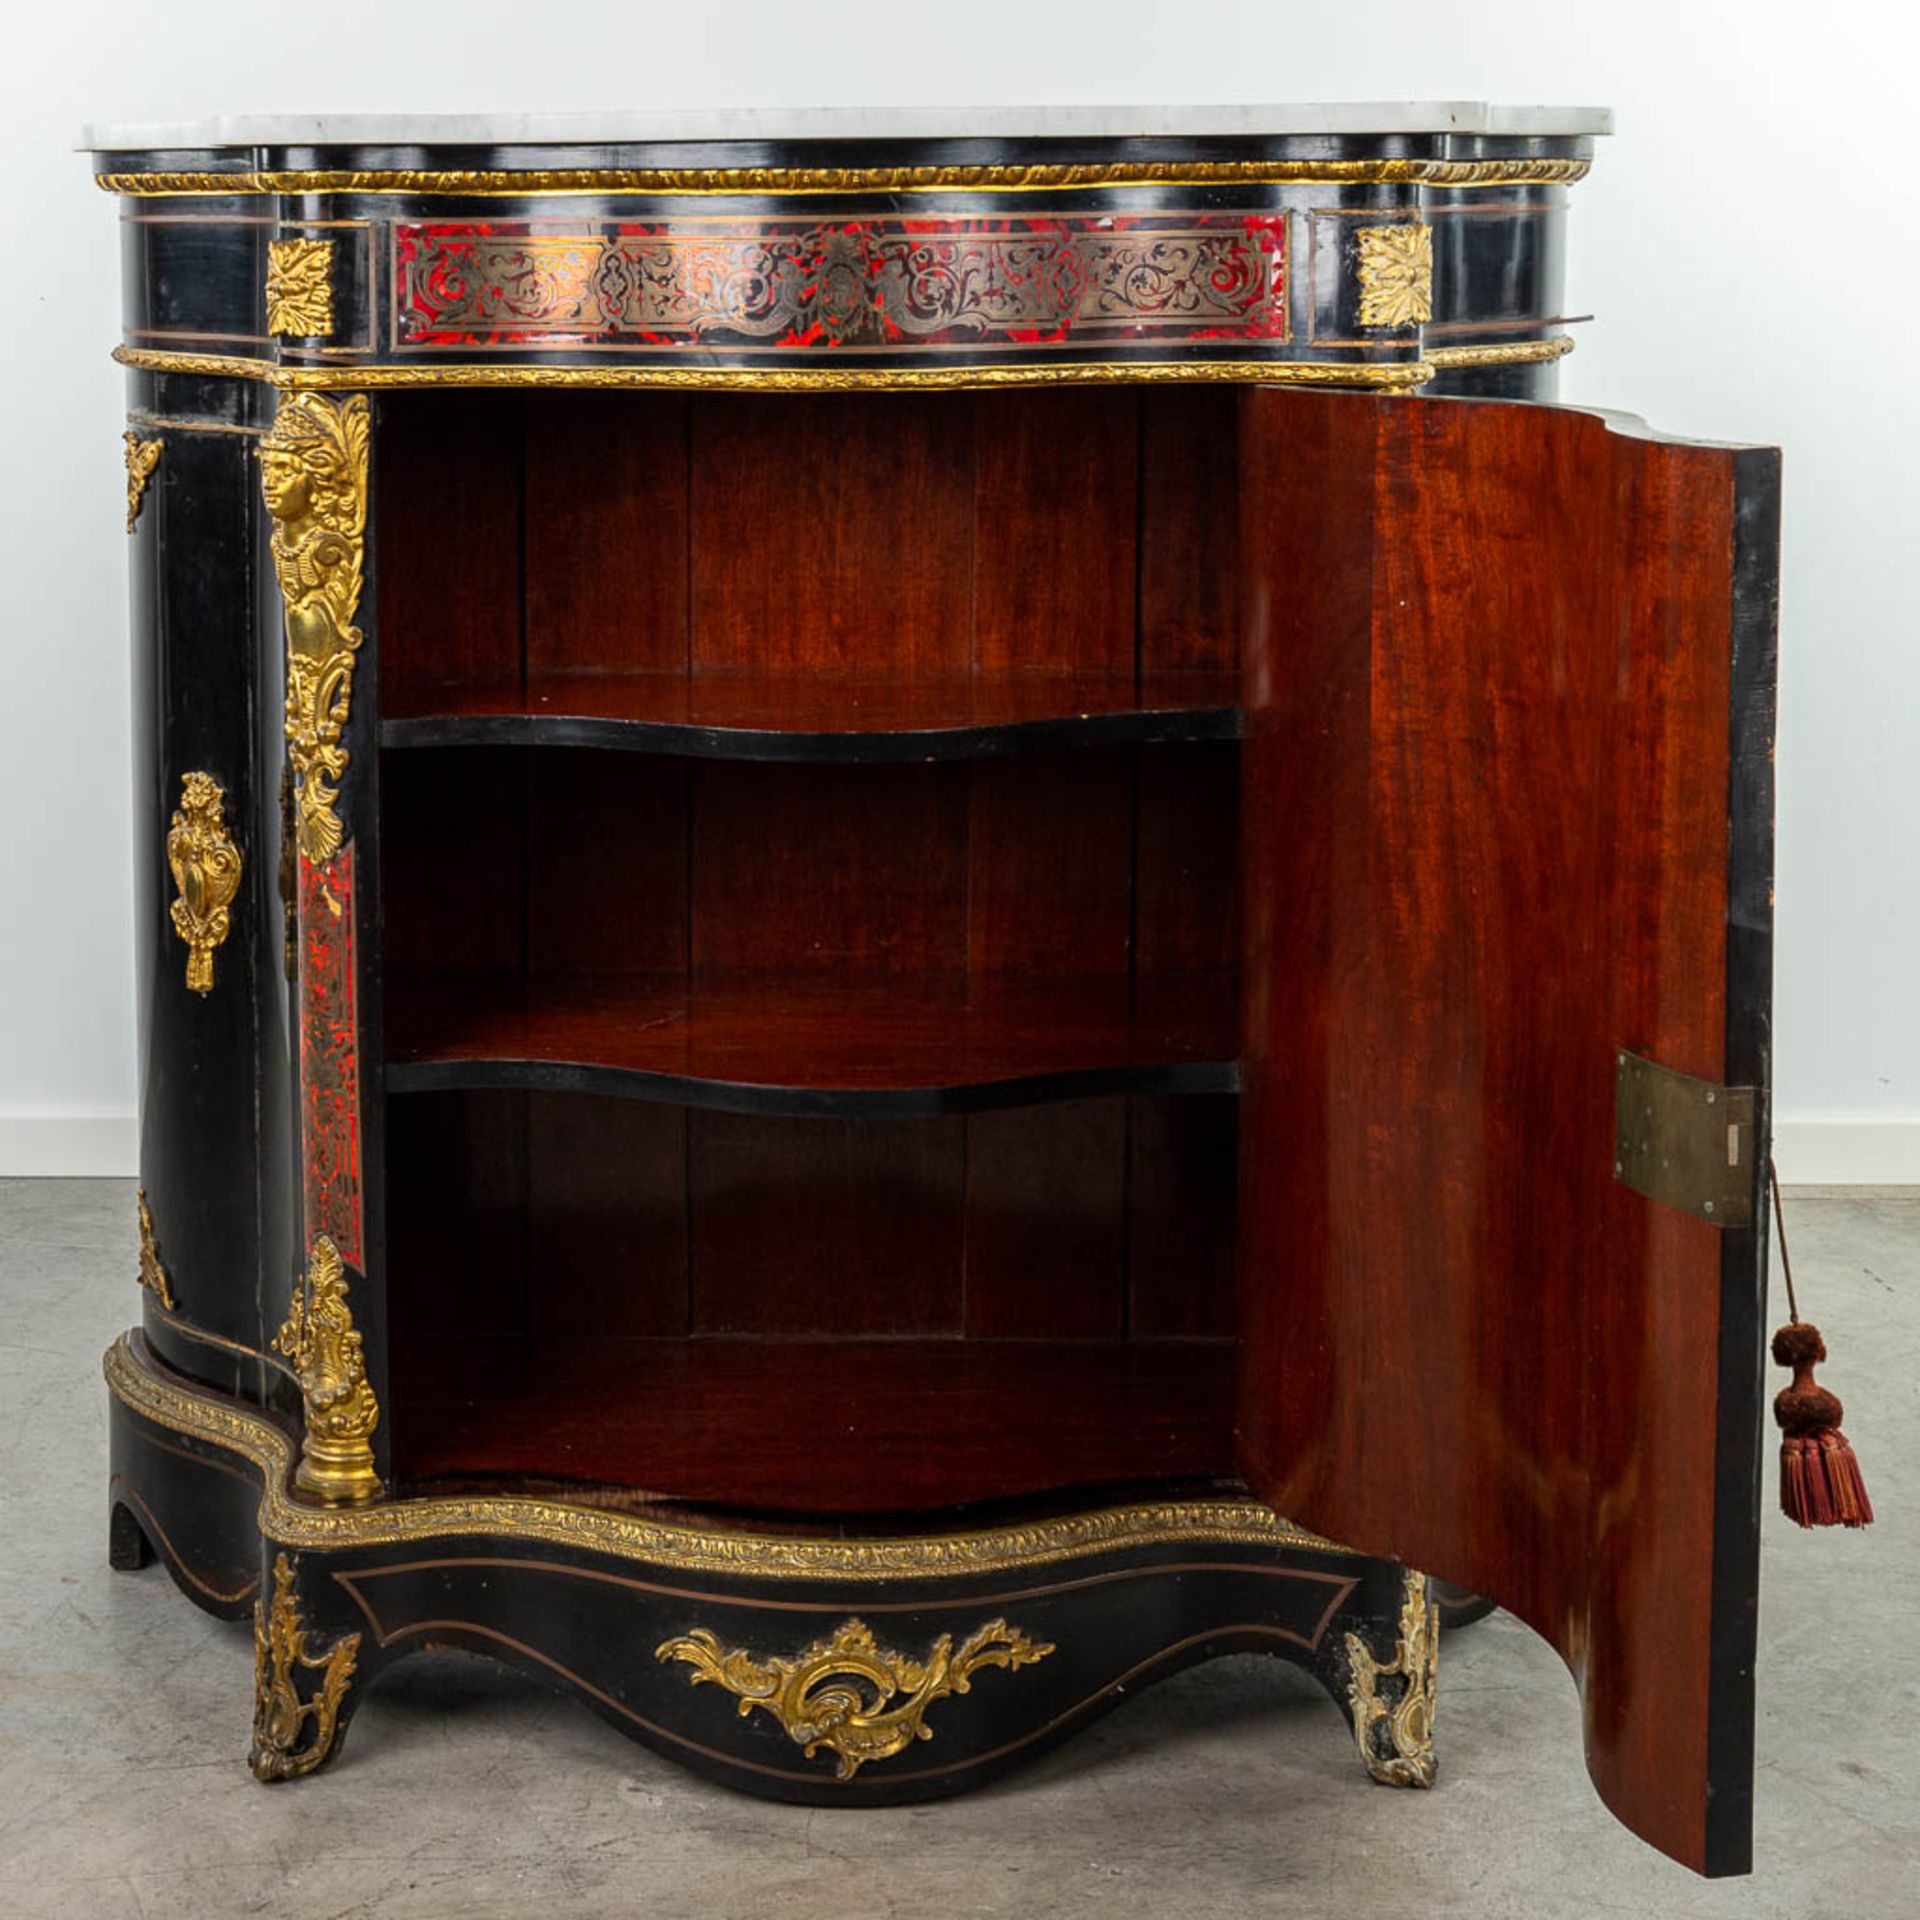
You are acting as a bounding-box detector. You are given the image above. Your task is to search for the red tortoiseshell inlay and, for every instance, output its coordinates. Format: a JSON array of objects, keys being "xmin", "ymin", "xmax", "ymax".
[
  {"xmin": 300, "ymin": 844, "xmax": 363, "ymax": 1268},
  {"xmin": 394, "ymin": 215, "xmax": 1288, "ymax": 353}
]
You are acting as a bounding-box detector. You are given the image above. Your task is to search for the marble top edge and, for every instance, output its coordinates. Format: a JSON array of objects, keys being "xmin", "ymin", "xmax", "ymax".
[{"xmin": 82, "ymin": 102, "xmax": 1613, "ymax": 152}]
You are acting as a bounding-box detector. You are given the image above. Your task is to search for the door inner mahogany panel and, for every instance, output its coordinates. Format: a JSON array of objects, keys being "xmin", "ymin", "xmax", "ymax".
[{"xmin": 1236, "ymin": 389, "xmax": 1776, "ymax": 1876}]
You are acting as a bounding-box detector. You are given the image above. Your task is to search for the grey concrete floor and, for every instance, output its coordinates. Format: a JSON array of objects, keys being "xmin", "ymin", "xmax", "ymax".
[{"xmin": 1, "ymin": 1179, "xmax": 1914, "ymax": 1918}]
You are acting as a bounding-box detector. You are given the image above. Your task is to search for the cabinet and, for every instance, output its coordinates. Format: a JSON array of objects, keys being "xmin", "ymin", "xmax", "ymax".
[{"xmin": 93, "ymin": 104, "xmax": 1776, "ymax": 1877}]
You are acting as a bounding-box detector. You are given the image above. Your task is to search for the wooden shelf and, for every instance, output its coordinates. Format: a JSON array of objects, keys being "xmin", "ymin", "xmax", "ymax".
[
  {"xmin": 380, "ymin": 668, "xmax": 1241, "ymax": 761},
  {"xmin": 391, "ymin": 1334, "xmax": 1238, "ymax": 1512},
  {"xmin": 385, "ymin": 971, "xmax": 1238, "ymax": 1115}
]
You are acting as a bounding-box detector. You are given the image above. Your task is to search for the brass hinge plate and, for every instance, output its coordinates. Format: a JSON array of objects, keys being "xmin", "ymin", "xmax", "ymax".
[{"xmin": 1613, "ymin": 1050, "xmax": 1758, "ymax": 1228}]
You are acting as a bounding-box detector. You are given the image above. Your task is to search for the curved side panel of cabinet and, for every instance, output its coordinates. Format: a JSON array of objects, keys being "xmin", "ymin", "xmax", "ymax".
[
  {"xmin": 1421, "ymin": 178, "xmax": 1576, "ymax": 399},
  {"xmin": 128, "ymin": 373, "xmax": 281, "ymax": 1400},
  {"xmin": 109, "ymin": 1342, "xmax": 264, "ymax": 1619}
]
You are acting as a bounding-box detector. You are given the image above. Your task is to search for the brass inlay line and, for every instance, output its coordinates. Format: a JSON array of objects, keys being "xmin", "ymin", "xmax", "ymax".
[
  {"xmin": 119, "ymin": 213, "xmax": 279, "ymax": 226},
  {"xmin": 134, "ymin": 1425, "xmax": 277, "ymax": 1491},
  {"xmin": 117, "ymin": 346, "xmax": 1434, "ymax": 394},
  {"xmin": 94, "ymin": 157, "xmax": 1593, "ymax": 199},
  {"xmin": 109, "ymin": 1474, "xmax": 259, "ymax": 1606},
  {"xmin": 658, "ymin": 1617, "xmax": 1054, "ymax": 1779},
  {"xmin": 127, "ymin": 409, "xmax": 267, "ymax": 438},
  {"xmin": 1422, "ymin": 200, "xmax": 1572, "ymax": 218},
  {"xmin": 1421, "ymin": 312, "xmax": 1584, "ymax": 338},
  {"xmin": 127, "ymin": 328, "xmax": 275, "ymax": 346},
  {"xmin": 336, "ymin": 1551, "xmax": 1355, "ymax": 1624},
  {"xmin": 103, "ymin": 1334, "xmax": 1332, "ymax": 1577},
  {"xmin": 147, "ymin": 1297, "xmax": 296, "ymax": 1370},
  {"xmin": 1425, "ymin": 336, "xmax": 1576, "ymax": 369}
]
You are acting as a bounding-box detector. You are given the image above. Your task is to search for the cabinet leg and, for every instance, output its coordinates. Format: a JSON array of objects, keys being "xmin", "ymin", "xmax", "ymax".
[
  {"xmin": 249, "ymin": 1551, "xmax": 364, "ymax": 1781},
  {"xmin": 1345, "ymin": 1567, "xmax": 1437, "ymax": 1788},
  {"xmin": 108, "ymin": 1498, "xmax": 155, "ymax": 1572}
]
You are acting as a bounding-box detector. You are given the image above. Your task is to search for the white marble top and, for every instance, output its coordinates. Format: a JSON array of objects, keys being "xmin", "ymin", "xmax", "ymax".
[{"xmin": 83, "ymin": 103, "xmax": 1612, "ymax": 151}]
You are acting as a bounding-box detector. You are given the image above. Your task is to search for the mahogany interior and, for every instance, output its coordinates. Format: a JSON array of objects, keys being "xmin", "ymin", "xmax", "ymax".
[{"xmin": 375, "ymin": 387, "xmax": 1245, "ymax": 1512}]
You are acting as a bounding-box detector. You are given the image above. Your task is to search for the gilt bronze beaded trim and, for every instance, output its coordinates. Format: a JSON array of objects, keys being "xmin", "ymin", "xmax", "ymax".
[
  {"xmin": 103, "ymin": 1334, "xmax": 1333, "ymax": 1578},
  {"xmin": 94, "ymin": 157, "xmax": 1593, "ymax": 199},
  {"xmin": 113, "ymin": 345, "xmax": 1434, "ymax": 393},
  {"xmin": 1425, "ymin": 336, "xmax": 1576, "ymax": 369}
]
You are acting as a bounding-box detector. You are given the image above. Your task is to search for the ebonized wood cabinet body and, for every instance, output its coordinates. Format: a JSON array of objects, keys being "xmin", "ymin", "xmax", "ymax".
[{"xmin": 93, "ymin": 107, "xmax": 1778, "ymax": 1877}]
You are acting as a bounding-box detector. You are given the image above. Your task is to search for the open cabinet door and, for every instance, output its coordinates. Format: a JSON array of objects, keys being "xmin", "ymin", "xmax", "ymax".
[{"xmin": 1237, "ymin": 388, "xmax": 1777, "ymax": 1876}]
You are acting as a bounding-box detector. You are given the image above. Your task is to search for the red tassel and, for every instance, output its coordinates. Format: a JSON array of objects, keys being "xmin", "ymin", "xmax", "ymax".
[
  {"xmin": 1772, "ymin": 1323, "xmax": 1873, "ymax": 1529},
  {"xmin": 1767, "ymin": 1163, "xmax": 1872, "ymax": 1530}
]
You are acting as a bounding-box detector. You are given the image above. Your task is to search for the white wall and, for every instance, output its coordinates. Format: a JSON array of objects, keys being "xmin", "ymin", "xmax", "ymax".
[{"xmin": 4, "ymin": 0, "xmax": 1914, "ymax": 1177}]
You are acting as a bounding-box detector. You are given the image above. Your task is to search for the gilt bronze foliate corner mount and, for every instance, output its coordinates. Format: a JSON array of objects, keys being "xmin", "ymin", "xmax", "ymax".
[
  {"xmin": 1346, "ymin": 1568, "xmax": 1437, "ymax": 1787},
  {"xmin": 251, "ymin": 1552, "xmax": 359, "ymax": 1780},
  {"xmin": 135, "ymin": 1189, "xmax": 176, "ymax": 1310},
  {"xmin": 274, "ymin": 1234, "xmax": 383, "ymax": 1506},
  {"xmin": 123, "ymin": 431, "xmax": 162, "ymax": 532}
]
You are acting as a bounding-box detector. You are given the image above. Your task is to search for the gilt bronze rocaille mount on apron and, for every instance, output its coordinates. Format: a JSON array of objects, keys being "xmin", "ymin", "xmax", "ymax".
[{"xmin": 94, "ymin": 104, "xmax": 1779, "ymax": 1877}]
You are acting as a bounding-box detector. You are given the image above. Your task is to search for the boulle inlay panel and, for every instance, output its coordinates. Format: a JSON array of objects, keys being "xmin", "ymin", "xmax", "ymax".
[{"xmin": 393, "ymin": 216, "xmax": 1288, "ymax": 354}]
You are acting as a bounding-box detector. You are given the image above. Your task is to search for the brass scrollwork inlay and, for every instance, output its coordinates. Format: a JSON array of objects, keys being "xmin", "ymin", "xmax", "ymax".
[
  {"xmin": 658, "ymin": 1617, "xmax": 1054, "ymax": 1779},
  {"xmin": 166, "ymin": 771, "xmax": 242, "ymax": 995},
  {"xmin": 251, "ymin": 1553, "xmax": 359, "ymax": 1780},
  {"xmin": 261, "ymin": 392, "xmax": 369, "ymax": 863},
  {"xmin": 265, "ymin": 238, "xmax": 335, "ymax": 337},
  {"xmin": 135, "ymin": 1190, "xmax": 176, "ymax": 1309},
  {"xmin": 274, "ymin": 1234, "xmax": 382, "ymax": 1505},
  {"xmin": 1356, "ymin": 224, "xmax": 1435, "ymax": 330},
  {"xmin": 123, "ymin": 431, "xmax": 162, "ymax": 532},
  {"xmin": 1346, "ymin": 1569, "xmax": 1437, "ymax": 1787}
]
